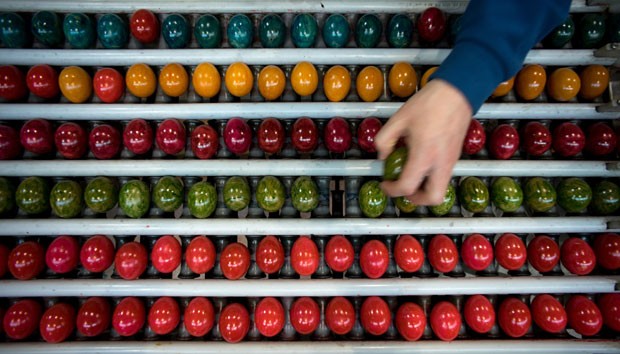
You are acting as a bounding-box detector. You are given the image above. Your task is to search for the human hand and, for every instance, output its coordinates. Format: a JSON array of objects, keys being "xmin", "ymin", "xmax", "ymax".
[{"xmin": 375, "ymin": 79, "xmax": 473, "ymax": 205}]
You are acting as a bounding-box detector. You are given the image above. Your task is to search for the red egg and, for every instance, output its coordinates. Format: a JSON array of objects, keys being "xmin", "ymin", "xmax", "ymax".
[
  {"xmin": 20, "ymin": 118, "xmax": 54, "ymax": 155},
  {"xmin": 224, "ymin": 118, "xmax": 252, "ymax": 155},
  {"xmin": 523, "ymin": 121, "xmax": 552, "ymax": 156},
  {"xmin": 257, "ymin": 118, "xmax": 285, "ymax": 154},
  {"xmin": 220, "ymin": 242, "xmax": 250, "ymax": 280},
  {"xmin": 357, "ymin": 117, "xmax": 382, "ymax": 153},
  {"xmin": 360, "ymin": 296, "xmax": 391, "ymax": 336},
  {"xmin": 428, "ymin": 234, "xmax": 458, "ymax": 273},
  {"xmin": 597, "ymin": 293, "xmax": 620, "ymax": 332},
  {"xmin": 395, "ymin": 302, "xmax": 426, "ymax": 341},
  {"xmin": 553, "ymin": 122, "xmax": 585, "ymax": 157},
  {"xmin": 190, "ymin": 124, "xmax": 218, "ymax": 159},
  {"xmin": 393, "ymin": 235, "xmax": 424, "ymax": 273},
  {"xmin": 89, "ymin": 124, "xmax": 121, "ymax": 159},
  {"xmin": 93, "ymin": 67, "xmax": 124, "ymax": 103},
  {"xmin": 130, "ymin": 9, "xmax": 160, "ymax": 44},
  {"xmin": 324, "ymin": 117, "xmax": 352, "ymax": 153},
  {"xmin": 498, "ymin": 297, "xmax": 531, "ymax": 338},
  {"xmin": 462, "ymin": 119, "xmax": 486, "ymax": 155},
  {"xmin": 560, "ymin": 237, "xmax": 596, "ymax": 275},
  {"xmin": 156, "ymin": 118, "xmax": 186, "ymax": 156},
  {"xmin": 461, "ymin": 234, "xmax": 493, "ymax": 271},
  {"xmin": 325, "ymin": 296, "xmax": 355, "ymax": 335},
  {"xmin": 148, "ymin": 297, "xmax": 180, "ymax": 335},
  {"xmin": 40, "ymin": 303, "xmax": 75, "ymax": 343},
  {"xmin": 219, "ymin": 303, "xmax": 250, "ymax": 343},
  {"xmin": 76, "ymin": 297, "xmax": 111, "ymax": 337},
  {"xmin": 291, "ymin": 236, "xmax": 319, "ymax": 276},
  {"xmin": 3, "ymin": 299, "xmax": 42, "ymax": 340},
  {"xmin": 151, "ymin": 235, "xmax": 181, "ymax": 274},
  {"xmin": 289, "ymin": 297, "xmax": 320, "ymax": 335},
  {"xmin": 586, "ymin": 122, "xmax": 617, "ymax": 156},
  {"xmin": 565, "ymin": 295, "xmax": 602, "ymax": 336},
  {"xmin": 26, "ymin": 64, "xmax": 59, "ymax": 99},
  {"xmin": 593, "ymin": 233, "xmax": 620, "ymax": 270},
  {"xmin": 360, "ymin": 239, "xmax": 389, "ymax": 279},
  {"xmin": 185, "ymin": 235, "xmax": 216, "ymax": 274},
  {"xmin": 8, "ymin": 241, "xmax": 45, "ymax": 280},
  {"xmin": 114, "ymin": 241, "xmax": 147, "ymax": 280},
  {"xmin": 55, "ymin": 122, "xmax": 87, "ymax": 159},
  {"xmin": 256, "ymin": 235, "xmax": 284, "ymax": 275},
  {"xmin": 430, "ymin": 301, "xmax": 461, "ymax": 341},
  {"xmin": 0, "ymin": 124, "xmax": 21, "ymax": 159},
  {"xmin": 0, "ymin": 244, "xmax": 9, "ymax": 277},
  {"xmin": 112, "ymin": 297, "xmax": 145, "ymax": 337},
  {"xmin": 464, "ymin": 295, "xmax": 495, "ymax": 334},
  {"xmin": 291, "ymin": 117, "xmax": 318, "ymax": 153},
  {"xmin": 325, "ymin": 235, "xmax": 354, "ymax": 273},
  {"xmin": 184, "ymin": 297, "xmax": 214, "ymax": 337},
  {"xmin": 123, "ymin": 119, "xmax": 153, "ymax": 155},
  {"xmin": 255, "ymin": 297, "xmax": 285, "ymax": 337},
  {"xmin": 417, "ymin": 7, "xmax": 446, "ymax": 43},
  {"xmin": 531, "ymin": 294, "xmax": 567, "ymax": 334},
  {"xmin": 45, "ymin": 235, "xmax": 79, "ymax": 274},
  {"xmin": 494, "ymin": 233, "xmax": 527, "ymax": 271},
  {"xmin": 489, "ymin": 124, "xmax": 519, "ymax": 159},
  {"xmin": 80, "ymin": 235, "xmax": 115, "ymax": 273},
  {"xmin": 527, "ymin": 235, "xmax": 560, "ymax": 273},
  {"xmin": 0, "ymin": 65, "xmax": 26, "ymax": 101}
]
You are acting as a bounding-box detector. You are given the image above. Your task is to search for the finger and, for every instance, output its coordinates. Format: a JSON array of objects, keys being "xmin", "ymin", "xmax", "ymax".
[
  {"xmin": 408, "ymin": 162, "xmax": 455, "ymax": 206},
  {"xmin": 380, "ymin": 145, "xmax": 433, "ymax": 197},
  {"xmin": 374, "ymin": 113, "xmax": 407, "ymax": 160}
]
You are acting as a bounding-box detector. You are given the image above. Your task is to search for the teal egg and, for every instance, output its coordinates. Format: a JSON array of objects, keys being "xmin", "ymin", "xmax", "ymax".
[
  {"xmin": 608, "ymin": 13, "xmax": 620, "ymax": 43},
  {"xmin": 162, "ymin": 14, "xmax": 190, "ymax": 49},
  {"xmin": 194, "ymin": 14, "xmax": 221, "ymax": 48},
  {"xmin": 291, "ymin": 13, "xmax": 318, "ymax": 48},
  {"xmin": 63, "ymin": 13, "xmax": 95, "ymax": 49},
  {"xmin": 355, "ymin": 14, "xmax": 382, "ymax": 48},
  {"xmin": 0, "ymin": 12, "xmax": 29, "ymax": 48},
  {"xmin": 387, "ymin": 14, "xmax": 413, "ymax": 48},
  {"xmin": 544, "ymin": 16, "xmax": 574, "ymax": 48},
  {"xmin": 97, "ymin": 13, "xmax": 128, "ymax": 49},
  {"xmin": 322, "ymin": 14, "xmax": 349, "ymax": 48},
  {"xmin": 31, "ymin": 11, "xmax": 63, "ymax": 47},
  {"xmin": 577, "ymin": 13, "xmax": 605, "ymax": 49},
  {"xmin": 227, "ymin": 14, "xmax": 253, "ymax": 48},
  {"xmin": 259, "ymin": 14, "xmax": 285, "ymax": 48}
]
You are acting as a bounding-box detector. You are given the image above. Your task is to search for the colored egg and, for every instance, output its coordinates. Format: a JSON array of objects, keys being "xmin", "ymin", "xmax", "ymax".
[
  {"xmin": 609, "ymin": 13, "xmax": 620, "ymax": 43},
  {"xmin": 27, "ymin": 64, "xmax": 59, "ymax": 99},
  {"xmin": 162, "ymin": 14, "xmax": 190, "ymax": 49},
  {"xmin": 97, "ymin": 13, "xmax": 128, "ymax": 49},
  {"xmin": 389, "ymin": 62, "xmax": 417, "ymax": 98},
  {"xmin": 523, "ymin": 121, "xmax": 552, "ymax": 157},
  {"xmin": 322, "ymin": 14, "xmax": 349, "ymax": 48},
  {"xmin": 187, "ymin": 180, "xmax": 217, "ymax": 218},
  {"xmin": 577, "ymin": 13, "xmax": 605, "ymax": 49},
  {"xmin": 291, "ymin": 13, "xmax": 318, "ymax": 48},
  {"xmin": 291, "ymin": 176, "xmax": 319, "ymax": 213},
  {"xmin": 420, "ymin": 66, "xmax": 438, "ymax": 88},
  {"xmin": 359, "ymin": 180, "xmax": 387, "ymax": 218},
  {"xmin": 547, "ymin": 67, "xmax": 580, "ymax": 102},
  {"xmin": 524, "ymin": 177, "xmax": 556, "ymax": 213},
  {"xmin": 448, "ymin": 14, "xmax": 462, "ymax": 46},
  {"xmin": 31, "ymin": 11, "xmax": 63, "ymax": 47},
  {"xmin": 16, "ymin": 176, "xmax": 49, "ymax": 215},
  {"xmin": 491, "ymin": 177, "xmax": 523, "ymax": 213},
  {"xmin": 152, "ymin": 176, "xmax": 183, "ymax": 212},
  {"xmin": 417, "ymin": 7, "xmax": 446, "ymax": 44},
  {"xmin": 515, "ymin": 64, "xmax": 546, "ymax": 101},
  {"xmin": 256, "ymin": 176, "xmax": 285, "ymax": 213},
  {"xmin": 194, "ymin": 14, "xmax": 221, "ymax": 48},
  {"xmin": 459, "ymin": 176, "xmax": 489, "ymax": 214},
  {"xmin": 59, "ymin": 66, "xmax": 92, "ymax": 103},
  {"xmin": 579, "ymin": 64, "xmax": 609, "ymax": 100},
  {"xmin": 395, "ymin": 196, "xmax": 416, "ymax": 213},
  {"xmin": 0, "ymin": 177, "xmax": 14, "ymax": 214},
  {"xmin": 553, "ymin": 122, "xmax": 585, "ymax": 157},
  {"xmin": 291, "ymin": 61, "xmax": 318, "ymax": 96},
  {"xmin": 355, "ymin": 14, "xmax": 382, "ymax": 48},
  {"xmin": 130, "ymin": 9, "xmax": 159, "ymax": 44},
  {"xmin": 93, "ymin": 67, "xmax": 124, "ymax": 103},
  {"xmin": 223, "ymin": 176, "xmax": 250, "ymax": 212},
  {"xmin": 225, "ymin": 62, "xmax": 253, "ymax": 97},
  {"xmin": 84, "ymin": 176, "xmax": 118, "ymax": 214},
  {"xmin": 357, "ymin": 117, "xmax": 382, "ymax": 153},
  {"xmin": 387, "ymin": 14, "xmax": 413, "ymax": 48},
  {"xmin": 63, "ymin": 13, "xmax": 95, "ymax": 49},
  {"xmin": 491, "ymin": 77, "xmax": 514, "ymax": 98},
  {"xmin": 428, "ymin": 184, "xmax": 456, "ymax": 216},
  {"xmin": 259, "ymin": 14, "xmax": 285, "ymax": 48},
  {"xmin": 356, "ymin": 66, "xmax": 384, "ymax": 102},
  {"xmin": 544, "ymin": 16, "xmax": 574, "ymax": 48},
  {"xmin": 557, "ymin": 177, "xmax": 592, "ymax": 213},
  {"xmin": 50, "ymin": 180, "xmax": 83, "ymax": 218},
  {"xmin": 159, "ymin": 63, "xmax": 188, "ymax": 97},
  {"xmin": 383, "ymin": 146, "xmax": 407, "ymax": 181},
  {"xmin": 257, "ymin": 117, "xmax": 285, "ymax": 154},
  {"xmin": 118, "ymin": 179, "xmax": 150, "ymax": 218},
  {"xmin": 0, "ymin": 65, "xmax": 27, "ymax": 101},
  {"xmin": 125, "ymin": 63, "xmax": 156, "ymax": 98},
  {"xmin": 258, "ymin": 65, "xmax": 285, "ymax": 101},
  {"xmin": 0, "ymin": 12, "xmax": 29, "ymax": 48},
  {"xmin": 324, "ymin": 65, "xmax": 351, "ymax": 102},
  {"xmin": 192, "ymin": 62, "xmax": 221, "ymax": 99},
  {"xmin": 227, "ymin": 14, "xmax": 253, "ymax": 49},
  {"xmin": 592, "ymin": 180, "xmax": 620, "ymax": 215}
]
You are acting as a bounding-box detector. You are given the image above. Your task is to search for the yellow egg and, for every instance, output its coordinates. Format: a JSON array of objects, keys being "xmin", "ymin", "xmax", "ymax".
[
  {"xmin": 420, "ymin": 66, "xmax": 438, "ymax": 88},
  {"xmin": 225, "ymin": 62, "xmax": 253, "ymax": 97},
  {"xmin": 125, "ymin": 63, "xmax": 156, "ymax": 98},
  {"xmin": 356, "ymin": 65, "xmax": 384, "ymax": 102},
  {"xmin": 192, "ymin": 62, "xmax": 221, "ymax": 99},
  {"xmin": 258, "ymin": 65, "xmax": 285, "ymax": 101},
  {"xmin": 159, "ymin": 63, "xmax": 189, "ymax": 97},
  {"xmin": 388, "ymin": 62, "xmax": 417, "ymax": 98},
  {"xmin": 58, "ymin": 66, "xmax": 92, "ymax": 103},
  {"xmin": 323, "ymin": 65, "xmax": 351, "ymax": 102},
  {"xmin": 291, "ymin": 61, "xmax": 318, "ymax": 97}
]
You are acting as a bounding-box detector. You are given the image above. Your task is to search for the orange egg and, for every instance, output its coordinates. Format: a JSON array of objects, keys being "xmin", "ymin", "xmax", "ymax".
[
  {"xmin": 58, "ymin": 66, "xmax": 92, "ymax": 103},
  {"xmin": 388, "ymin": 62, "xmax": 417, "ymax": 98},
  {"xmin": 515, "ymin": 64, "xmax": 546, "ymax": 101},
  {"xmin": 579, "ymin": 64, "xmax": 609, "ymax": 100},
  {"xmin": 125, "ymin": 63, "xmax": 156, "ymax": 98},
  {"xmin": 258, "ymin": 65, "xmax": 285, "ymax": 101},
  {"xmin": 547, "ymin": 67, "xmax": 580, "ymax": 102},
  {"xmin": 491, "ymin": 77, "xmax": 515, "ymax": 98},
  {"xmin": 225, "ymin": 62, "xmax": 253, "ymax": 98},
  {"xmin": 291, "ymin": 61, "xmax": 318, "ymax": 97},
  {"xmin": 159, "ymin": 63, "xmax": 189, "ymax": 97},
  {"xmin": 356, "ymin": 66, "xmax": 384, "ymax": 102},
  {"xmin": 420, "ymin": 66, "xmax": 438, "ymax": 88},
  {"xmin": 192, "ymin": 62, "xmax": 221, "ymax": 99},
  {"xmin": 324, "ymin": 65, "xmax": 351, "ymax": 102}
]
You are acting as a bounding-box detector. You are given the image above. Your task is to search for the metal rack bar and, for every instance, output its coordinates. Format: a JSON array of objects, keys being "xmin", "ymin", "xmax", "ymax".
[
  {"xmin": 0, "ymin": 49, "xmax": 613, "ymax": 66},
  {"xmin": 1, "ymin": 217, "xmax": 617, "ymax": 236},
  {"xmin": 1, "ymin": 160, "xmax": 618, "ymax": 178}
]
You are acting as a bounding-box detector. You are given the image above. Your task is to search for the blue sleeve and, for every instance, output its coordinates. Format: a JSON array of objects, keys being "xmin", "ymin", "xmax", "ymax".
[{"xmin": 431, "ymin": 0, "xmax": 571, "ymax": 113}]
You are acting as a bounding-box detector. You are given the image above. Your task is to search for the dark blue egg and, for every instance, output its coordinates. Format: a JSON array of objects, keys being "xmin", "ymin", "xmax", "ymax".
[
  {"xmin": 259, "ymin": 13, "xmax": 285, "ymax": 48},
  {"xmin": 0, "ymin": 12, "xmax": 29, "ymax": 48},
  {"xmin": 322, "ymin": 14, "xmax": 349, "ymax": 48},
  {"xmin": 31, "ymin": 11, "xmax": 63, "ymax": 47},
  {"xmin": 162, "ymin": 14, "xmax": 190, "ymax": 48},
  {"xmin": 291, "ymin": 13, "xmax": 318, "ymax": 48},
  {"xmin": 97, "ymin": 13, "xmax": 129, "ymax": 49},
  {"xmin": 227, "ymin": 14, "xmax": 253, "ymax": 48},
  {"xmin": 194, "ymin": 14, "xmax": 221, "ymax": 48},
  {"xmin": 63, "ymin": 13, "xmax": 95, "ymax": 49},
  {"xmin": 355, "ymin": 14, "xmax": 382, "ymax": 48},
  {"xmin": 387, "ymin": 14, "xmax": 412, "ymax": 48}
]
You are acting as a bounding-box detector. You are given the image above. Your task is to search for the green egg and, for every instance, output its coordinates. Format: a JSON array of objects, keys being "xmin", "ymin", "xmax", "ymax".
[
  {"xmin": 256, "ymin": 176, "xmax": 285, "ymax": 213},
  {"xmin": 359, "ymin": 180, "xmax": 387, "ymax": 218},
  {"xmin": 291, "ymin": 176, "xmax": 319, "ymax": 213},
  {"xmin": 223, "ymin": 176, "xmax": 251, "ymax": 212},
  {"xmin": 0, "ymin": 177, "xmax": 14, "ymax": 214},
  {"xmin": 50, "ymin": 180, "xmax": 83, "ymax": 218},
  {"xmin": 152, "ymin": 176, "xmax": 183, "ymax": 212},
  {"xmin": 524, "ymin": 177, "xmax": 556, "ymax": 213},
  {"xmin": 428, "ymin": 184, "xmax": 456, "ymax": 216},
  {"xmin": 16, "ymin": 177, "xmax": 49, "ymax": 215},
  {"xmin": 187, "ymin": 180, "xmax": 217, "ymax": 218},
  {"xmin": 119, "ymin": 179, "xmax": 150, "ymax": 218},
  {"xmin": 491, "ymin": 177, "xmax": 523, "ymax": 213},
  {"xmin": 592, "ymin": 180, "xmax": 620, "ymax": 215},
  {"xmin": 459, "ymin": 177, "xmax": 489, "ymax": 214},
  {"xmin": 383, "ymin": 147, "xmax": 407, "ymax": 181},
  {"xmin": 84, "ymin": 176, "xmax": 118, "ymax": 213},
  {"xmin": 557, "ymin": 177, "xmax": 592, "ymax": 213}
]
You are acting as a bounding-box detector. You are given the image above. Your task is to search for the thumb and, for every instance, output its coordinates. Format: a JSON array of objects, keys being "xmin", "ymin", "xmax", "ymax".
[{"xmin": 374, "ymin": 117, "xmax": 406, "ymax": 160}]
